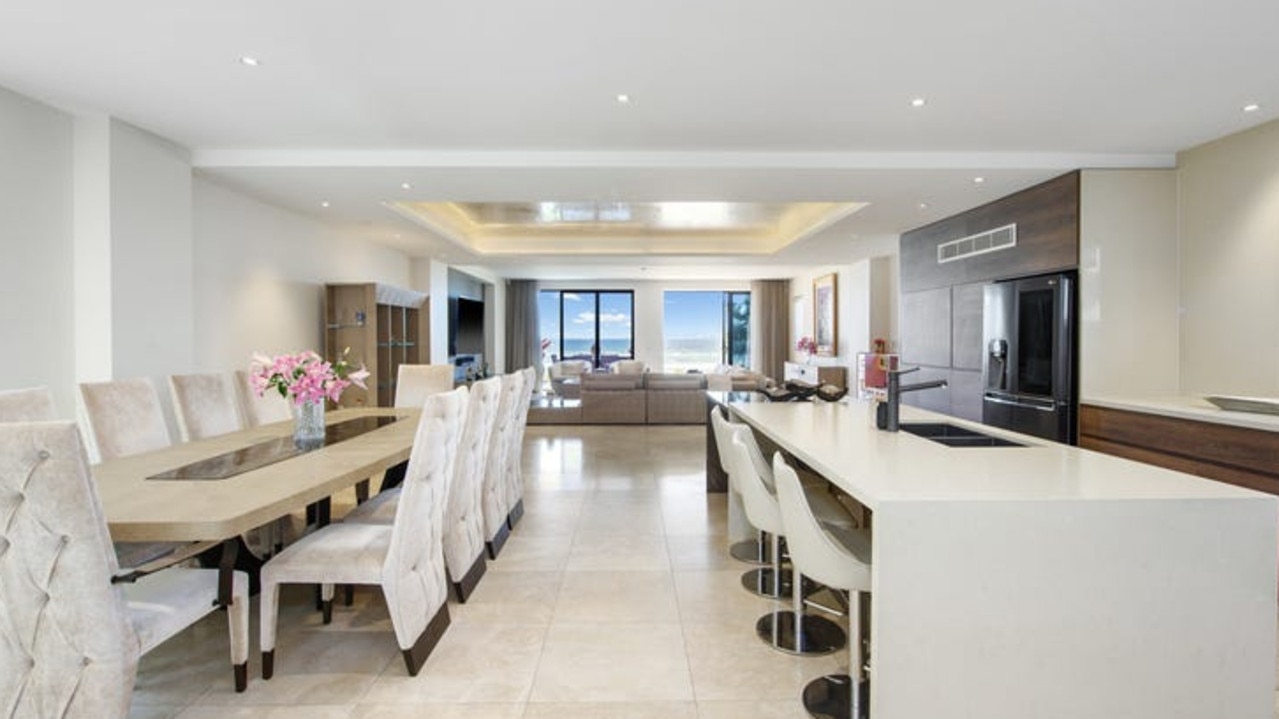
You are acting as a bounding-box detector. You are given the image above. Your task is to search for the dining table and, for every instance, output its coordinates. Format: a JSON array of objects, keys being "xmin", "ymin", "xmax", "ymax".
[{"xmin": 93, "ymin": 406, "xmax": 420, "ymax": 611}]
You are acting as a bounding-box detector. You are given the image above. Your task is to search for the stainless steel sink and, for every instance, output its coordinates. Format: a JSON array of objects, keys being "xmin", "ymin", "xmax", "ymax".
[{"xmin": 899, "ymin": 422, "xmax": 1024, "ymax": 447}]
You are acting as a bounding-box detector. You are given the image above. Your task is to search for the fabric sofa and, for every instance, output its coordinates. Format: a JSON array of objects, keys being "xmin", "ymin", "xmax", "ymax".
[
  {"xmin": 579, "ymin": 373, "xmax": 648, "ymax": 423},
  {"xmin": 644, "ymin": 373, "xmax": 708, "ymax": 424}
]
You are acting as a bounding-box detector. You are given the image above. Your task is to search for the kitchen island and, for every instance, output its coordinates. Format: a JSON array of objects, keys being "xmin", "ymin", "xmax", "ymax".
[{"xmin": 726, "ymin": 396, "xmax": 1277, "ymax": 719}]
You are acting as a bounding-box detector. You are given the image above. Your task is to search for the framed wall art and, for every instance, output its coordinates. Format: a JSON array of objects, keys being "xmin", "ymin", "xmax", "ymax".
[{"xmin": 813, "ymin": 273, "xmax": 837, "ymax": 356}]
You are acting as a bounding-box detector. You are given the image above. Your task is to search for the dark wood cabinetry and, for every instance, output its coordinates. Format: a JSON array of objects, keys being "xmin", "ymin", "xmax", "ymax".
[{"xmin": 1080, "ymin": 404, "xmax": 1279, "ymax": 495}]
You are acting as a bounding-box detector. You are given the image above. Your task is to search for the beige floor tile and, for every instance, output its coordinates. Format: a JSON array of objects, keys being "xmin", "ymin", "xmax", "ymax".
[
  {"xmin": 176, "ymin": 707, "xmax": 354, "ymax": 719},
  {"xmin": 449, "ymin": 571, "xmax": 562, "ymax": 626},
  {"xmin": 666, "ymin": 536, "xmax": 742, "ymax": 571},
  {"xmin": 363, "ymin": 623, "xmax": 546, "ymax": 703},
  {"xmin": 696, "ymin": 700, "xmax": 813, "ymax": 719},
  {"xmin": 489, "ymin": 534, "xmax": 573, "ymax": 572},
  {"xmin": 530, "ymin": 622, "xmax": 694, "ymax": 702},
  {"xmin": 128, "ymin": 705, "xmax": 186, "ymax": 719},
  {"xmin": 523, "ymin": 701, "xmax": 698, "ymax": 718},
  {"xmin": 554, "ymin": 570, "xmax": 680, "ymax": 623},
  {"xmin": 354, "ymin": 705, "xmax": 523, "ymax": 719},
  {"xmin": 574, "ymin": 503, "xmax": 666, "ymax": 536},
  {"xmin": 673, "ymin": 569, "xmax": 783, "ymax": 627},
  {"xmin": 682, "ymin": 621, "xmax": 844, "ymax": 702},
  {"xmin": 566, "ymin": 534, "xmax": 671, "ymax": 572}
]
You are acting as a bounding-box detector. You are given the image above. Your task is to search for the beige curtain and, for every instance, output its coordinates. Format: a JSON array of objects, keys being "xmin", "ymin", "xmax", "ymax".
[
  {"xmin": 752, "ymin": 279, "xmax": 790, "ymax": 381},
  {"xmin": 505, "ymin": 280, "xmax": 539, "ymax": 374}
]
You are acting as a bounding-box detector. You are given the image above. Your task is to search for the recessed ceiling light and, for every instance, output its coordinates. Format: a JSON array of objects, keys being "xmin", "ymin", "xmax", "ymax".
[
  {"xmin": 1243, "ymin": 103, "xmax": 1261, "ymax": 113},
  {"xmin": 910, "ymin": 97, "xmax": 926, "ymax": 108},
  {"xmin": 239, "ymin": 56, "xmax": 260, "ymax": 67},
  {"xmin": 320, "ymin": 201, "xmax": 330, "ymax": 208},
  {"xmin": 918, "ymin": 202, "xmax": 929, "ymax": 210},
  {"xmin": 616, "ymin": 94, "xmax": 631, "ymax": 104},
  {"xmin": 401, "ymin": 182, "xmax": 412, "ymax": 190},
  {"xmin": 973, "ymin": 176, "xmax": 985, "ymax": 184}
]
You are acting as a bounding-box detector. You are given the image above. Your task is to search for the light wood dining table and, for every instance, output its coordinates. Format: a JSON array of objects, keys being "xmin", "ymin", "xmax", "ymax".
[{"xmin": 93, "ymin": 406, "xmax": 419, "ymax": 604}]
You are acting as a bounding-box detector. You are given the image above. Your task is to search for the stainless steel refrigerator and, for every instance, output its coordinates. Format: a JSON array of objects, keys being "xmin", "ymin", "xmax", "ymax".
[{"xmin": 982, "ymin": 271, "xmax": 1077, "ymax": 444}]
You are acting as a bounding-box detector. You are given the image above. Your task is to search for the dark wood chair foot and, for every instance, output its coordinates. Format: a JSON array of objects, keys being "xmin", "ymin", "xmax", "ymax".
[
  {"xmin": 401, "ymin": 604, "xmax": 451, "ymax": 676},
  {"xmin": 234, "ymin": 662, "xmax": 248, "ymax": 692},
  {"xmin": 262, "ymin": 650, "xmax": 274, "ymax": 680},
  {"xmin": 322, "ymin": 599, "xmax": 333, "ymax": 624}
]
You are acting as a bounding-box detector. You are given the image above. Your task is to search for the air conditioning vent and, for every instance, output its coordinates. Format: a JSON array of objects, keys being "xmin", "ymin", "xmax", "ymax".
[{"xmin": 937, "ymin": 223, "xmax": 1017, "ymax": 264}]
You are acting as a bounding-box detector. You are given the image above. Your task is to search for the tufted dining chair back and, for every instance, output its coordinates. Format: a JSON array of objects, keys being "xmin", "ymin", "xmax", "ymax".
[
  {"xmin": 0, "ymin": 421, "xmax": 139, "ymax": 719},
  {"xmin": 380, "ymin": 415, "xmax": 451, "ymax": 652},
  {"xmin": 481, "ymin": 371, "xmax": 523, "ymax": 553},
  {"xmin": 504, "ymin": 366, "xmax": 536, "ymax": 523},
  {"xmin": 394, "ymin": 365, "xmax": 456, "ymax": 409},
  {"xmin": 234, "ymin": 370, "xmax": 292, "ymax": 427},
  {"xmin": 77, "ymin": 378, "xmax": 171, "ymax": 462},
  {"xmin": 441, "ymin": 376, "xmax": 500, "ymax": 586},
  {"xmin": 0, "ymin": 387, "xmax": 58, "ymax": 423},
  {"xmin": 168, "ymin": 373, "xmax": 244, "ymax": 441}
]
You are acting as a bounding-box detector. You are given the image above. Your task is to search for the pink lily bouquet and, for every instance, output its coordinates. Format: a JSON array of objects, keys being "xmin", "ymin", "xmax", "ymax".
[
  {"xmin": 250, "ymin": 348, "xmax": 370, "ymax": 405},
  {"xmin": 795, "ymin": 336, "xmax": 818, "ymax": 355}
]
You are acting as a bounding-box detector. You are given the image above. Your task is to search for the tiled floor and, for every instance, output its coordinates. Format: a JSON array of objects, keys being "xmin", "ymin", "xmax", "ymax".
[{"xmin": 129, "ymin": 425, "xmax": 844, "ymax": 718}]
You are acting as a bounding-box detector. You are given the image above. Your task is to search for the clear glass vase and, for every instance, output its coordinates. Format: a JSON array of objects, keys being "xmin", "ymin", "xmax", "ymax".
[{"xmin": 293, "ymin": 399, "xmax": 326, "ymax": 449}]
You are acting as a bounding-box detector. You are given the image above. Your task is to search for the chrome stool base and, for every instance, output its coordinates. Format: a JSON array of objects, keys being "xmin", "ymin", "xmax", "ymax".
[
  {"xmin": 730, "ymin": 538, "xmax": 772, "ymax": 565},
  {"xmin": 741, "ymin": 567, "xmax": 794, "ymax": 598},
  {"xmin": 755, "ymin": 610, "xmax": 845, "ymax": 656},
  {"xmin": 802, "ymin": 674, "xmax": 867, "ymax": 719}
]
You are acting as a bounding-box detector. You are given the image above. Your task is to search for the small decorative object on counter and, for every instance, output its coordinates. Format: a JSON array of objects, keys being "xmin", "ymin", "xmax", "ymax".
[
  {"xmin": 250, "ymin": 348, "xmax": 369, "ymax": 448},
  {"xmin": 796, "ymin": 336, "xmax": 818, "ymax": 364},
  {"xmin": 857, "ymin": 349, "xmax": 899, "ymax": 401}
]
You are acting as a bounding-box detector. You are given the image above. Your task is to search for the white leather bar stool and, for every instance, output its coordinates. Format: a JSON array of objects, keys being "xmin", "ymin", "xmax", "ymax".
[
  {"xmin": 710, "ymin": 408, "xmax": 790, "ymax": 597},
  {"xmin": 774, "ymin": 453, "xmax": 873, "ymax": 719},
  {"xmin": 725, "ymin": 425, "xmax": 846, "ymax": 656},
  {"xmin": 710, "ymin": 405, "xmax": 772, "ymax": 566}
]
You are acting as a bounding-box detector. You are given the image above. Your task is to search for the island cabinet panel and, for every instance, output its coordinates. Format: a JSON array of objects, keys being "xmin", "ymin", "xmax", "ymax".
[{"xmin": 1079, "ymin": 404, "xmax": 1279, "ymax": 495}]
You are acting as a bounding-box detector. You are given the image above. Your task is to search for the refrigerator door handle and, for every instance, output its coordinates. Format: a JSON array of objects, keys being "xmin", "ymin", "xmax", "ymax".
[{"xmin": 983, "ymin": 394, "xmax": 1057, "ymax": 412}]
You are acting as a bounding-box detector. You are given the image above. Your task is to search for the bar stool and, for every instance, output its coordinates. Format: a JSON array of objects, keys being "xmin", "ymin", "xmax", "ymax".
[
  {"xmin": 774, "ymin": 453, "xmax": 873, "ymax": 719},
  {"xmin": 710, "ymin": 408, "xmax": 791, "ymax": 597},
  {"xmin": 725, "ymin": 425, "xmax": 845, "ymax": 656},
  {"xmin": 710, "ymin": 405, "xmax": 773, "ymax": 566}
]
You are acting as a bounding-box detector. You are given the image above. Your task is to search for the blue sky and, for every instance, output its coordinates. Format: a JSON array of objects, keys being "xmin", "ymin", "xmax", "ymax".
[{"xmin": 663, "ymin": 292, "xmax": 722, "ymax": 339}]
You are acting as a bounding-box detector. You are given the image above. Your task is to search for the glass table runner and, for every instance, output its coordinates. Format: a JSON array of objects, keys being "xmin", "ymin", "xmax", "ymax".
[{"xmin": 148, "ymin": 416, "xmax": 399, "ymax": 481}]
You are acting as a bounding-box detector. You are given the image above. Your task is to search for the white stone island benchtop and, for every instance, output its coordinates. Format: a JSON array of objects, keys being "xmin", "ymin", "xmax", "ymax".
[{"xmin": 727, "ymin": 398, "xmax": 1277, "ymax": 719}]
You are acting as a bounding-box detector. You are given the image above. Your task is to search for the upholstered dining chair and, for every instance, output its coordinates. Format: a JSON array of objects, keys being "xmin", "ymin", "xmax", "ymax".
[
  {"xmin": 481, "ymin": 370, "xmax": 523, "ymax": 558},
  {"xmin": 393, "ymin": 364, "xmax": 455, "ymax": 409},
  {"xmin": 0, "ymin": 421, "xmax": 251, "ymax": 713},
  {"xmin": 0, "ymin": 386, "xmax": 58, "ymax": 422},
  {"xmin": 344, "ymin": 377, "xmax": 497, "ymax": 601},
  {"xmin": 168, "ymin": 373, "xmax": 243, "ymax": 443},
  {"xmin": 78, "ymin": 378, "xmax": 171, "ymax": 463},
  {"xmin": 259, "ymin": 409, "xmax": 456, "ymax": 679},
  {"xmin": 503, "ymin": 366, "xmax": 536, "ymax": 529},
  {"xmin": 234, "ymin": 369, "xmax": 291, "ymax": 427},
  {"xmin": 77, "ymin": 378, "xmax": 186, "ymax": 570}
]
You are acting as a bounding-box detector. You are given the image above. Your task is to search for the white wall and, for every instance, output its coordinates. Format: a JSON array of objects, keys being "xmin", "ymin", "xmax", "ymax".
[
  {"xmin": 1078, "ymin": 169, "xmax": 1180, "ymax": 399},
  {"xmin": 788, "ymin": 238, "xmax": 899, "ymax": 373},
  {"xmin": 0, "ymin": 86, "xmax": 76, "ymax": 417},
  {"xmin": 536, "ymin": 279, "xmax": 750, "ymax": 372},
  {"xmin": 108, "ymin": 121, "xmax": 195, "ymax": 384},
  {"xmin": 1178, "ymin": 119, "xmax": 1279, "ymax": 396},
  {"xmin": 192, "ymin": 178, "xmax": 412, "ymax": 372}
]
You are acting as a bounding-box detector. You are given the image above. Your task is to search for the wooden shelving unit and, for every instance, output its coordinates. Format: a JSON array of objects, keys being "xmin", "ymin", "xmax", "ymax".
[{"xmin": 324, "ymin": 283, "xmax": 430, "ymax": 407}]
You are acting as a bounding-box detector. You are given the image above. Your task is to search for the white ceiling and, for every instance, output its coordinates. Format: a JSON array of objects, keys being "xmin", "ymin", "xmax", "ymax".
[{"xmin": 1, "ymin": 0, "xmax": 1275, "ymax": 279}]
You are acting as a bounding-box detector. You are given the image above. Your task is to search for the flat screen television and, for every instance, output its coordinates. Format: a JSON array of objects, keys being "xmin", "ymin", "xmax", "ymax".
[{"xmin": 449, "ymin": 297, "xmax": 484, "ymax": 356}]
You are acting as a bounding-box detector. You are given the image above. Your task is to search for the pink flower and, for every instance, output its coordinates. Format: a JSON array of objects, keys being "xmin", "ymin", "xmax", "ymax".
[{"xmin": 249, "ymin": 348, "xmax": 369, "ymax": 406}]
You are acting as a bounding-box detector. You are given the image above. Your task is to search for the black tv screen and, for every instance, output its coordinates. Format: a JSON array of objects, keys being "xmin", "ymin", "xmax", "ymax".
[{"xmin": 450, "ymin": 297, "xmax": 484, "ymax": 356}]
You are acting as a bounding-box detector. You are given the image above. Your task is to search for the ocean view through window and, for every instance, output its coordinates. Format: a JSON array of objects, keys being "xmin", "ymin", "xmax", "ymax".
[
  {"xmin": 663, "ymin": 291, "xmax": 750, "ymax": 373},
  {"xmin": 539, "ymin": 290, "xmax": 634, "ymax": 370}
]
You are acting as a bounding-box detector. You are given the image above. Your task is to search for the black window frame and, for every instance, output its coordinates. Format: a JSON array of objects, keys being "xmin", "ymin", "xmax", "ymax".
[{"xmin": 541, "ymin": 289, "xmax": 636, "ymax": 370}]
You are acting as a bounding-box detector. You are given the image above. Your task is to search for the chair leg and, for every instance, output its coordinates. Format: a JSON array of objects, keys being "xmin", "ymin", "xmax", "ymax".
[
  {"xmin": 321, "ymin": 583, "xmax": 335, "ymax": 624},
  {"xmin": 259, "ymin": 576, "xmax": 281, "ymax": 680},
  {"xmin": 399, "ymin": 604, "xmax": 452, "ymax": 677}
]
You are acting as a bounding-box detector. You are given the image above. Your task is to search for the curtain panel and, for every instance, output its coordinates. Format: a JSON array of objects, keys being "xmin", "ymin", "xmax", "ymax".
[
  {"xmin": 751, "ymin": 279, "xmax": 790, "ymax": 382},
  {"xmin": 505, "ymin": 280, "xmax": 539, "ymax": 376}
]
